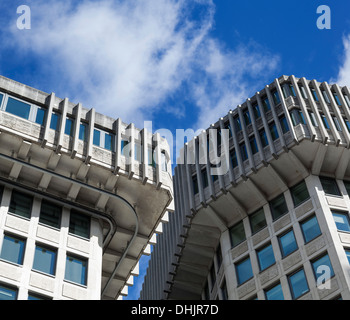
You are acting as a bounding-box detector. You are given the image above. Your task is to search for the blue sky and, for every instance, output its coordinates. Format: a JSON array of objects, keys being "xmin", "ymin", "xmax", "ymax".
[{"xmin": 0, "ymin": 0, "xmax": 350, "ymax": 300}]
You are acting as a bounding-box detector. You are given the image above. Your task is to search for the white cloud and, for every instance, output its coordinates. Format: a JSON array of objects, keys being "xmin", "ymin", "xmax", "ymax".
[
  {"xmin": 333, "ymin": 34, "xmax": 350, "ymax": 86},
  {"xmin": 8, "ymin": 0, "xmax": 279, "ymax": 130}
]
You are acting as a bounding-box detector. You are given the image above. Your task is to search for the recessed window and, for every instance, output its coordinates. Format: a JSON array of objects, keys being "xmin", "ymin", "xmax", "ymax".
[
  {"xmin": 249, "ymin": 137, "xmax": 259, "ymax": 155},
  {"xmin": 262, "ymin": 97, "xmax": 271, "ymax": 112},
  {"xmin": 344, "ymin": 94, "xmax": 350, "ymax": 108},
  {"xmin": 309, "ymin": 112, "xmax": 318, "ymax": 127},
  {"xmin": 311, "ymin": 88, "xmax": 319, "ymax": 102},
  {"xmin": 256, "ymin": 243, "xmax": 275, "ymax": 271},
  {"xmin": 235, "ymin": 256, "xmax": 253, "ymax": 285},
  {"xmin": 333, "ymin": 117, "xmax": 342, "ymax": 131},
  {"xmin": 69, "ymin": 211, "xmax": 90, "ymax": 239},
  {"xmin": 94, "ymin": 129, "xmax": 114, "ymax": 151},
  {"xmin": 278, "ymin": 229, "xmax": 298, "ymax": 257},
  {"xmin": 253, "ymin": 104, "xmax": 261, "ymax": 119},
  {"xmin": 269, "ymin": 123, "xmax": 279, "ymax": 141},
  {"xmin": 319, "ymin": 176, "xmax": 341, "ymax": 196},
  {"xmin": 65, "ymin": 254, "xmax": 88, "ymax": 286},
  {"xmin": 234, "ymin": 116, "xmax": 242, "ymax": 131},
  {"xmin": 6, "ymin": 97, "xmax": 31, "ymax": 120},
  {"xmin": 230, "ymin": 149, "xmax": 238, "ymax": 168},
  {"xmin": 243, "ymin": 110, "xmax": 251, "ymax": 125},
  {"xmin": 35, "ymin": 107, "xmax": 46, "ymax": 126},
  {"xmin": 311, "ymin": 253, "xmax": 334, "ymax": 283},
  {"xmin": 299, "ymin": 85, "xmax": 307, "ymax": 99},
  {"xmin": 39, "ymin": 200, "xmax": 62, "ymax": 229},
  {"xmin": 332, "ymin": 211, "xmax": 350, "ymax": 232},
  {"xmin": 288, "ymin": 269, "xmax": 309, "ymax": 299},
  {"xmin": 220, "ymin": 279, "xmax": 228, "ymax": 300},
  {"xmin": 0, "ymin": 93, "xmax": 4, "ymax": 108},
  {"xmin": 229, "ymin": 221, "xmax": 246, "ymax": 247},
  {"xmin": 32, "ymin": 244, "xmax": 57, "ymax": 276},
  {"xmin": 290, "ymin": 109, "xmax": 306, "ymax": 126},
  {"xmin": 290, "ymin": 180, "xmax": 310, "ymax": 207},
  {"xmin": 269, "ymin": 194, "xmax": 288, "ymax": 221},
  {"xmin": 28, "ymin": 292, "xmax": 52, "ymax": 300},
  {"xmin": 249, "ymin": 208, "xmax": 266, "ymax": 234},
  {"xmin": 345, "ymin": 249, "xmax": 350, "ymax": 264},
  {"xmin": 300, "ymin": 215, "xmax": 321, "ymax": 243},
  {"xmin": 321, "ymin": 115, "xmax": 330, "ymax": 129},
  {"xmin": 321, "ymin": 90, "xmax": 330, "ymax": 104},
  {"xmin": 79, "ymin": 123, "xmax": 87, "ymax": 141},
  {"xmin": 192, "ymin": 175, "xmax": 199, "ymax": 195},
  {"xmin": 279, "ymin": 116, "xmax": 290, "ymax": 134},
  {"xmin": 265, "ymin": 283, "xmax": 284, "ymax": 300},
  {"xmin": 259, "ymin": 130, "xmax": 269, "ymax": 148},
  {"xmin": 201, "ymin": 168, "xmax": 208, "ymax": 189},
  {"xmin": 240, "ymin": 143, "xmax": 248, "ymax": 161},
  {"xmin": 0, "ymin": 234, "xmax": 26, "ymax": 265},
  {"xmin": 9, "ymin": 190, "xmax": 33, "ymax": 219},
  {"xmin": 333, "ymin": 93, "xmax": 342, "ymax": 106},
  {"xmin": 50, "ymin": 112, "xmax": 60, "ymax": 131},
  {"xmin": 134, "ymin": 142, "xmax": 142, "ymax": 162},
  {"xmin": 0, "ymin": 284, "xmax": 17, "ymax": 300},
  {"xmin": 64, "ymin": 117, "xmax": 74, "ymax": 136},
  {"xmin": 272, "ymin": 90, "xmax": 280, "ymax": 105}
]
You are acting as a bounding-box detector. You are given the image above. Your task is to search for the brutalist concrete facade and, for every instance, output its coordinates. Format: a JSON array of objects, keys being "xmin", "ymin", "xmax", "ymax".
[
  {"xmin": 0, "ymin": 75, "xmax": 174, "ymax": 300},
  {"xmin": 141, "ymin": 75, "xmax": 350, "ymax": 300}
]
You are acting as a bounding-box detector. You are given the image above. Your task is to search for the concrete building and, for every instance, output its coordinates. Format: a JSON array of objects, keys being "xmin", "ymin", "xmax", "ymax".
[
  {"xmin": 0, "ymin": 75, "xmax": 174, "ymax": 300},
  {"xmin": 140, "ymin": 75, "xmax": 350, "ymax": 300}
]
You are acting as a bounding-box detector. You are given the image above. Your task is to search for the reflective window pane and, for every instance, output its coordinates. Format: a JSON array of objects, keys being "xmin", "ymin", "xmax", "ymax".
[
  {"xmin": 236, "ymin": 257, "xmax": 253, "ymax": 285},
  {"xmin": 0, "ymin": 284, "xmax": 17, "ymax": 300},
  {"xmin": 65, "ymin": 255, "xmax": 87, "ymax": 285},
  {"xmin": 279, "ymin": 230, "xmax": 298, "ymax": 257},
  {"xmin": 35, "ymin": 108, "xmax": 46, "ymax": 125},
  {"xmin": 288, "ymin": 269, "xmax": 309, "ymax": 299},
  {"xmin": 39, "ymin": 200, "xmax": 61, "ymax": 229},
  {"xmin": 249, "ymin": 208, "xmax": 266, "ymax": 234},
  {"xmin": 0, "ymin": 234, "xmax": 26, "ymax": 265},
  {"xmin": 69, "ymin": 211, "xmax": 90, "ymax": 239},
  {"xmin": 50, "ymin": 113, "xmax": 60, "ymax": 130},
  {"xmin": 301, "ymin": 215, "xmax": 321, "ymax": 243},
  {"xmin": 257, "ymin": 244, "xmax": 275, "ymax": 271},
  {"xmin": 291, "ymin": 180, "xmax": 310, "ymax": 207},
  {"xmin": 265, "ymin": 283, "xmax": 284, "ymax": 300},
  {"xmin": 270, "ymin": 194, "xmax": 288, "ymax": 220},
  {"xmin": 312, "ymin": 254, "xmax": 334, "ymax": 282},
  {"xmin": 33, "ymin": 245, "xmax": 57, "ymax": 275},
  {"xmin": 9, "ymin": 190, "xmax": 33, "ymax": 219},
  {"xmin": 230, "ymin": 221, "xmax": 246, "ymax": 247},
  {"xmin": 6, "ymin": 97, "xmax": 31, "ymax": 120},
  {"xmin": 332, "ymin": 211, "xmax": 350, "ymax": 232}
]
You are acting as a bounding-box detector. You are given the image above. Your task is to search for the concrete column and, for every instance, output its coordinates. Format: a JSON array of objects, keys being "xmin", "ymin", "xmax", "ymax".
[
  {"xmin": 42, "ymin": 92, "xmax": 55, "ymax": 147},
  {"xmin": 71, "ymin": 103, "xmax": 82, "ymax": 158},
  {"xmin": 57, "ymin": 97, "xmax": 69, "ymax": 153}
]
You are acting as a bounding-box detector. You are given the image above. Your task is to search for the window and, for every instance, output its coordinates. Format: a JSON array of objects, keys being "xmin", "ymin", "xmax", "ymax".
[
  {"xmin": 257, "ymin": 243, "xmax": 275, "ymax": 271},
  {"xmin": 309, "ymin": 112, "xmax": 318, "ymax": 127},
  {"xmin": 344, "ymin": 94, "xmax": 350, "ymax": 108},
  {"xmin": 0, "ymin": 185, "xmax": 3, "ymax": 204},
  {"xmin": 135, "ymin": 142, "xmax": 142, "ymax": 162},
  {"xmin": 345, "ymin": 119, "xmax": 350, "ymax": 133},
  {"xmin": 259, "ymin": 130, "xmax": 269, "ymax": 148},
  {"xmin": 28, "ymin": 293, "xmax": 51, "ymax": 300},
  {"xmin": 0, "ymin": 93, "xmax": 3, "ymax": 108},
  {"xmin": 290, "ymin": 109, "xmax": 306, "ymax": 126},
  {"xmin": 93, "ymin": 129, "xmax": 114, "ymax": 151},
  {"xmin": 79, "ymin": 123, "xmax": 87, "ymax": 141},
  {"xmin": 319, "ymin": 176, "xmax": 341, "ymax": 196},
  {"xmin": 0, "ymin": 234, "xmax": 26, "ymax": 265},
  {"xmin": 5, "ymin": 97, "xmax": 31, "ymax": 120},
  {"xmin": 278, "ymin": 229, "xmax": 298, "ymax": 257},
  {"xmin": 272, "ymin": 90, "xmax": 280, "ymax": 105},
  {"xmin": 333, "ymin": 93, "xmax": 342, "ymax": 106},
  {"xmin": 9, "ymin": 190, "xmax": 33, "ymax": 219},
  {"xmin": 121, "ymin": 139, "xmax": 130, "ymax": 158},
  {"xmin": 235, "ymin": 257, "xmax": 253, "ymax": 285},
  {"xmin": 230, "ymin": 221, "xmax": 246, "ymax": 247},
  {"xmin": 65, "ymin": 254, "xmax": 88, "ymax": 286},
  {"xmin": 234, "ymin": 116, "xmax": 242, "ymax": 131},
  {"xmin": 270, "ymin": 194, "xmax": 288, "ymax": 220},
  {"xmin": 64, "ymin": 117, "xmax": 74, "ymax": 136},
  {"xmin": 311, "ymin": 253, "xmax": 334, "ymax": 282},
  {"xmin": 311, "ymin": 88, "xmax": 319, "ymax": 102},
  {"xmin": 201, "ymin": 168, "xmax": 208, "ymax": 189},
  {"xmin": 39, "ymin": 200, "xmax": 62, "ymax": 229},
  {"xmin": 332, "ymin": 211, "xmax": 350, "ymax": 232},
  {"xmin": 322, "ymin": 90, "xmax": 330, "ymax": 104},
  {"xmin": 240, "ymin": 143, "xmax": 248, "ymax": 161},
  {"xmin": 290, "ymin": 180, "xmax": 310, "ymax": 207},
  {"xmin": 249, "ymin": 208, "xmax": 266, "ymax": 234},
  {"xmin": 345, "ymin": 249, "xmax": 350, "ymax": 264},
  {"xmin": 333, "ymin": 117, "xmax": 342, "ymax": 131},
  {"xmin": 300, "ymin": 215, "xmax": 321, "ymax": 243},
  {"xmin": 321, "ymin": 115, "xmax": 330, "ymax": 129},
  {"xmin": 288, "ymin": 269, "xmax": 309, "ymax": 299},
  {"xmin": 299, "ymin": 85, "xmax": 307, "ymax": 99},
  {"xmin": 0, "ymin": 284, "xmax": 17, "ymax": 300},
  {"xmin": 216, "ymin": 244, "xmax": 222, "ymax": 270},
  {"xmin": 344, "ymin": 180, "xmax": 350, "ymax": 196},
  {"xmin": 265, "ymin": 283, "xmax": 284, "ymax": 300},
  {"xmin": 35, "ymin": 107, "xmax": 46, "ymax": 126},
  {"xmin": 262, "ymin": 97, "xmax": 271, "ymax": 112},
  {"xmin": 269, "ymin": 123, "xmax": 279, "ymax": 141},
  {"xmin": 32, "ymin": 244, "xmax": 57, "ymax": 276},
  {"xmin": 249, "ymin": 137, "xmax": 259, "ymax": 155},
  {"xmin": 230, "ymin": 149, "xmax": 238, "ymax": 168},
  {"xmin": 69, "ymin": 211, "xmax": 90, "ymax": 239},
  {"xmin": 192, "ymin": 176, "xmax": 199, "ymax": 195},
  {"xmin": 253, "ymin": 104, "xmax": 261, "ymax": 118},
  {"xmin": 243, "ymin": 110, "xmax": 251, "ymax": 125},
  {"xmin": 50, "ymin": 112, "xmax": 60, "ymax": 130},
  {"xmin": 279, "ymin": 116, "xmax": 290, "ymax": 134}
]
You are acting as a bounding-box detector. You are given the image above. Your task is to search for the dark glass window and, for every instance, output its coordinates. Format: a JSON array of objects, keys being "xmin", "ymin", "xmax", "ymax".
[
  {"xmin": 35, "ymin": 108, "xmax": 46, "ymax": 126},
  {"xmin": 319, "ymin": 177, "xmax": 341, "ymax": 196},
  {"xmin": 6, "ymin": 97, "xmax": 31, "ymax": 120},
  {"xmin": 288, "ymin": 269, "xmax": 309, "ymax": 299},
  {"xmin": 0, "ymin": 284, "xmax": 17, "ymax": 300},
  {"xmin": 105, "ymin": 133, "xmax": 113, "ymax": 151},
  {"xmin": 69, "ymin": 211, "xmax": 90, "ymax": 239},
  {"xmin": 249, "ymin": 137, "xmax": 259, "ymax": 155},
  {"xmin": 265, "ymin": 283, "xmax": 284, "ymax": 300},
  {"xmin": 65, "ymin": 254, "xmax": 88, "ymax": 286},
  {"xmin": 272, "ymin": 90, "xmax": 280, "ymax": 105},
  {"xmin": 39, "ymin": 200, "xmax": 62, "ymax": 229},
  {"xmin": 50, "ymin": 113, "xmax": 60, "ymax": 130},
  {"xmin": 259, "ymin": 130, "xmax": 269, "ymax": 148},
  {"xmin": 229, "ymin": 221, "xmax": 246, "ymax": 247},
  {"xmin": 235, "ymin": 257, "xmax": 253, "ymax": 285},
  {"xmin": 270, "ymin": 194, "xmax": 288, "ymax": 220},
  {"xmin": 9, "ymin": 190, "xmax": 33, "ymax": 219},
  {"xmin": 279, "ymin": 116, "xmax": 290, "ymax": 133},
  {"xmin": 269, "ymin": 123, "xmax": 279, "ymax": 141},
  {"xmin": 262, "ymin": 97, "xmax": 271, "ymax": 112},
  {"xmin": 253, "ymin": 104, "xmax": 261, "ymax": 118},
  {"xmin": 65, "ymin": 118, "xmax": 74, "ymax": 136},
  {"xmin": 290, "ymin": 180, "xmax": 310, "ymax": 207},
  {"xmin": 300, "ymin": 215, "xmax": 321, "ymax": 243},
  {"xmin": 230, "ymin": 149, "xmax": 238, "ymax": 168},
  {"xmin": 333, "ymin": 93, "xmax": 342, "ymax": 106},
  {"xmin": 192, "ymin": 176, "xmax": 199, "ymax": 195},
  {"xmin": 278, "ymin": 229, "xmax": 298, "ymax": 257},
  {"xmin": 311, "ymin": 88, "xmax": 319, "ymax": 102},
  {"xmin": 243, "ymin": 110, "xmax": 251, "ymax": 125},
  {"xmin": 249, "ymin": 208, "xmax": 266, "ymax": 234},
  {"xmin": 257, "ymin": 243, "xmax": 275, "ymax": 271},
  {"xmin": 0, "ymin": 93, "xmax": 3, "ymax": 107},
  {"xmin": 79, "ymin": 123, "xmax": 87, "ymax": 141},
  {"xmin": 240, "ymin": 144, "xmax": 248, "ymax": 161},
  {"xmin": 201, "ymin": 169, "xmax": 209, "ymax": 189},
  {"xmin": 32, "ymin": 244, "xmax": 57, "ymax": 275},
  {"xmin": 321, "ymin": 115, "xmax": 330, "ymax": 129},
  {"xmin": 93, "ymin": 129, "xmax": 101, "ymax": 146},
  {"xmin": 28, "ymin": 293, "xmax": 51, "ymax": 300},
  {"xmin": 0, "ymin": 234, "xmax": 26, "ymax": 265}
]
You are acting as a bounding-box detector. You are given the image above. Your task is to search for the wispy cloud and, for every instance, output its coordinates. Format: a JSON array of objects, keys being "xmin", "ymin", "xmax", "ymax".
[
  {"xmin": 332, "ymin": 34, "xmax": 350, "ymax": 86},
  {"xmin": 6, "ymin": 0, "xmax": 279, "ymax": 130}
]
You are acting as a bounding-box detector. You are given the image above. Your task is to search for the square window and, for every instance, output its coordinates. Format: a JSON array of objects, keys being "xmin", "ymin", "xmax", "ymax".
[
  {"xmin": 320, "ymin": 177, "xmax": 341, "ymax": 196},
  {"xmin": 32, "ymin": 244, "xmax": 57, "ymax": 275},
  {"xmin": 265, "ymin": 283, "xmax": 284, "ymax": 300},
  {"xmin": 39, "ymin": 200, "xmax": 62, "ymax": 229},
  {"xmin": 249, "ymin": 208, "xmax": 266, "ymax": 234},
  {"xmin": 65, "ymin": 254, "xmax": 88, "ymax": 286},
  {"xmin": 311, "ymin": 253, "xmax": 334, "ymax": 283},
  {"xmin": 300, "ymin": 215, "xmax": 321, "ymax": 243},
  {"xmin": 9, "ymin": 190, "xmax": 33, "ymax": 219},
  {"xmin": 69, "ymin": 211, "xmax": 90, "ymax": 239},
  {"xmin": 257, "ymin": 243, "xmax": 275, "ymax": 271},
  {"xmin": 235, "ymin": 257, "xmax": 253, "ymax": 285},
  {"xmin": 290, "ymin": 180, "xmax": 310, "ymax": 207},
  {"xmin": 288, "ymin": 269, "xmax": 309, "ymax": 299},
  {"xmin": 229, "ymin": 221, "xmax": 246, "ymax": 247},
  {"xmin": 6, "ymin": 97, "xmax": 31, "ymax": 120},
  {"xmin": 278, "ymin": 229, "xmax": 298, "ymax": 257},
  {"xmin": 0, "ymin": 284, "xmax": 17, "ymax": 300},
  {"xmin": 332, "ymin": 211, "xmax": 350, "ymax": 232},
  {"xmin": 0, "ymin": 234, "xmax": 26, "ymax": 265},
  {"xmin": 270, "ymin": 194, "xmax": 288, "ymax": 220}
]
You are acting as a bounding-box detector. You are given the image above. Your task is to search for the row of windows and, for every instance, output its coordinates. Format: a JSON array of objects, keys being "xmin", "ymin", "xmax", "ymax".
[{"xmin": 0, "ymin": 283, "xmax": 51, "ymax": 300}]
